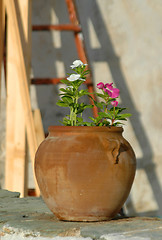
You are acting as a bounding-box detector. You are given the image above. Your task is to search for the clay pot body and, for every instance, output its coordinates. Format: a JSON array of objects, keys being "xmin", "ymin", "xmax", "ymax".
[{"xmin": 35, "ymin": 126, "xmax": 136, "ymax": 221}]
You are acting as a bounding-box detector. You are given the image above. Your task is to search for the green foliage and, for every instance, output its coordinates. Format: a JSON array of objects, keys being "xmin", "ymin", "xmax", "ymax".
[
  {"xmin": 56, "ymin": 60, "xmax": 131, "ymax": 127},
  {"xmin": 56, "ymin": 61, "xmax": 93, "ymax": 126},
  {"xmin": 90, "ymin": 99, "xmax": 131, "ymax": 126}
]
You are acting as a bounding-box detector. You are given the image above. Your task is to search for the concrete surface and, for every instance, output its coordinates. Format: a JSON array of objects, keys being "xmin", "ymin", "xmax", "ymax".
[{"xmin": 0, "ymin": 190, "xmax": 162, "ymax": 240}]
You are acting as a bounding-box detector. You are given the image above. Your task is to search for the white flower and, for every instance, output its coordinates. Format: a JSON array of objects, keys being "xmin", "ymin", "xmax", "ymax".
[
  {"xmin": 70, "ymin": 60, "xmax": 87, "ymax": 69},
  {"xmin": 67, "ymin": 74, "xmax": 81, "ymax": 81},
  {"xmin": 67, "ymin": 74, "xmax": 85, "ymax": 82}
]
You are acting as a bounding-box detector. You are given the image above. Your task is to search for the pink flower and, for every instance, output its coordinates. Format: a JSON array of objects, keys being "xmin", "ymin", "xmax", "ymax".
[
  {"xmin": 111, "ymin": 100, "xmax": 118, "ymax": 107},
  {"xmin": 103, "ymin": 88, "xmax": 112, "ymax": 97},
  {"xmin": 97, "ymin": 81, "xmax": 120, "ymax": 98},
  {"xmin": 103, "ymin": 85, "xmax": 120, "ymax": 98},
  {"xmin": 97, "ymin": 82, "xmax": 105, "ymax": 89},
  {"xmin": 111, "ymin": 88, "xmax": 120, "ymax": 98},
  {"xmin": 105, "ymin": 83, "xmax": 113, "ymax": 90}
]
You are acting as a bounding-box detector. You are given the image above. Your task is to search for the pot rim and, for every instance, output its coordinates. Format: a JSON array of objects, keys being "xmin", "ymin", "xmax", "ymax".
[{"xmin": 48, "ymin": 126, "xmax": 123, "ymax": 133}]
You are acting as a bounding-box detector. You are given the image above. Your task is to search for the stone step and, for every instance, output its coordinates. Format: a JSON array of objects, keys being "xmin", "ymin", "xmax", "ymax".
[{"xmin": 0, "ymin": 190, "xmax": 162, "ymax": 240}]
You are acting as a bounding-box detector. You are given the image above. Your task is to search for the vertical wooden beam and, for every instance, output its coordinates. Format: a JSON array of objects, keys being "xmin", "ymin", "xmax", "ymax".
[
  {"xmin": 0, "ymin": 0, "xmax": 5, "ymax": 89},
  {"xmin": 33, "ymin": 109, "xmax": 45, "ymax": 146},
  {"xmin": 5, "ymin": 0, "xmax": 27, "ymax": 197},
  {"xmin": 5, "ymin": 0, "xmax": 40, "ymax": 196}
]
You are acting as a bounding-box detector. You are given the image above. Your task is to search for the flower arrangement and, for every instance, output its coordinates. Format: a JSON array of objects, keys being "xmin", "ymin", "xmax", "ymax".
[{"xmin": 57, "ymin": 60, "xmax": 131, "ymax": 126}]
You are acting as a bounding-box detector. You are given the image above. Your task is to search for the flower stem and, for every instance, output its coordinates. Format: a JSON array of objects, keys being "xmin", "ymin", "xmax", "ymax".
[
  {"xmin": 111, "ymin": 107, "xmax": 116, "ymax": 126},
  {"xmin": 74, "ymin": 96, "xmax": 78, "ymax": 126},
  {"xmin": 70, "ymin": 107, "xmax": 73, "ymax": 126}
]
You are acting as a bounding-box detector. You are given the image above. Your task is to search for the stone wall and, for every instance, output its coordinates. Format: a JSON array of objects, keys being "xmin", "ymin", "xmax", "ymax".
[{"xmin": 1, "ymin": 0, "xmax": 162, "ymax": 217}]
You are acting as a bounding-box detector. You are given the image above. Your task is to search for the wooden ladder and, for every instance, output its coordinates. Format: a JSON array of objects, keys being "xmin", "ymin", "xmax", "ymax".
[{"xmin": 31, "ymin": 0, "xmax": 98, "ymax": 117}]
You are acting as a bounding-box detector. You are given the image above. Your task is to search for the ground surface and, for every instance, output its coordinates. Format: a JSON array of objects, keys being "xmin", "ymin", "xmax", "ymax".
[{"xmin": 0, "ymin": 189, "xmax": 162, "ymax": 240}]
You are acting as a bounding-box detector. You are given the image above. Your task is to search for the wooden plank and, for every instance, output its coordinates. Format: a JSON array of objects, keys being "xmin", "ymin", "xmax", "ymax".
[
  {"xmin": 5, "ymin": 52, "xmax": 27, "ymax": 197},
  {"xmin": 5, "ymin": 0, "xmax": 28, "ymax": 197},
  {"xmin": 33, "ymin": 109, "xmax": 45, "ymax": 146},
  {"xmin": 5, "ymin": 0, "xmax": 40, "ymax": 196},
  {"xmin": 0, "ymin": 0, "xmax": 5, "ymax": 90}
]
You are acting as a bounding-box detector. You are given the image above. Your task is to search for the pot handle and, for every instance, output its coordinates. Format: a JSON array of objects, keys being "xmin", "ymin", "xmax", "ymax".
[{"xmin": 106, "ymin": 138, "xmax": 120, "ymax": 164}]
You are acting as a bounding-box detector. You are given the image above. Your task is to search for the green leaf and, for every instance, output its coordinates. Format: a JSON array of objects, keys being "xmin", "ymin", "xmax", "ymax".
[
  {"xmin": 61, "ymin": 96, "xmax": 73, "ymax": 104},
  {"xmin": 78, "ymin": 89, "xmax": 90, "ymax": 97},
  {"xmin": 108, "ymin": 98, "xmax": 116, "ymax": 103},
  {"xmin": 118, "ymin": 107, "xmax": 127, "ymax": 113},
  {"xmin": 60, "ymin": 79, "xmax": 70, "ymax": 85},
  {"xmin": 96, "ymin": 102, "xmax": 105, "ymax": 109},
  {"xmin": 90, "ymin": 98, "xmax": 105, "ymax": 109},
  {"xmin": 84, "ymin": 104, "xmax": 94, "ymax": 109},
  {"xmin": 76, "ymin": 117, "xmax": 83, "ymax": 122},
  {"xmin": 102, "ymin": 119, "xmax": 111, "ymax": 126},
  {"xmin": 89, "ymin": 117, "xmax": 95, "ymax": 121},
  {"xmin": 59, "ymin": 88, "xmax": 73, "ymax": 95},
  {"xmin": 96, "ymin": 93, "xmax": 105, "ymax": 98},
  {"xmin": 83, "ymin": 70, "xmax": 90, "ymax": 76},
  {"xmin": 60, "ymin": 116, "xmax": 71, "ymax": 126},
  {"xmin": 83, "ymin": 122, "xmax": 94, "ymax": 126},
  {"xmin": 59, "ymin": 88, "xmax": 68, "ymax": 92},
  {"xmin": 98, "ymin": 112, "xmax": 112, "ymax": 119},
  {"xmin": 76, "ymin": 108, "xmax": 84, "ymax": 114},
  {"xmin": 59, "ymin": 93, "xmax": 73, "ymax": 98},
  {"xmin": 56, "ymin": 101, "xmax": 69, "ymax": 107},
  {"xmin": 76, "ymin": 104, "xmax": 93, "ymax": 114},
  {"xmin": 115, "ymin": 117, "xmax": 127, "ymax": 121},
  {"xmin": 112, "ymin": 121, "xmax": 124, "ymax": 126},
  {"xmin": 118, "ymin": 113, "xmax": 131, "ymax": 118}
]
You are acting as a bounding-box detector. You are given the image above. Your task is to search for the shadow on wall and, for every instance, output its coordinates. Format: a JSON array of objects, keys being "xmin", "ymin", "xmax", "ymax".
[
  {"xmin": 76, "ymin": 0, "xmax": 162, "ymax": 216},
  {"xmin": 32, "ymin": 0, "xmax": 162, "ymax": 216}
]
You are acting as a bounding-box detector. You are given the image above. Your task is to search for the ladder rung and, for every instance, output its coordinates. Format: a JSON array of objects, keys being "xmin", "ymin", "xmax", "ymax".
[
  {"xmin": 32, "ymin": 24, "xmax": 81, "ymax": 32},
  {"xmin": 31, "ymin": 78, "xmax": 62, "ymax": 84},
  {"xmin": 31, "ymin": 78, "xmax": 93, "ymax": 86}
]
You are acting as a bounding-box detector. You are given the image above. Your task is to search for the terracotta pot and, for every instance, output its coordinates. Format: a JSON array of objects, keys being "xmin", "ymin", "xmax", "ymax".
[{"xmin": 35, "ymin": 126, "xmax": 136, "ymax": 222}]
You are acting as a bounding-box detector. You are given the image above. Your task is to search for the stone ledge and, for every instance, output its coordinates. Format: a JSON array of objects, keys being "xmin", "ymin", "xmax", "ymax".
[{"xmin": 0, "ymin": 190, "xmax": 162, "ymax": 240}]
